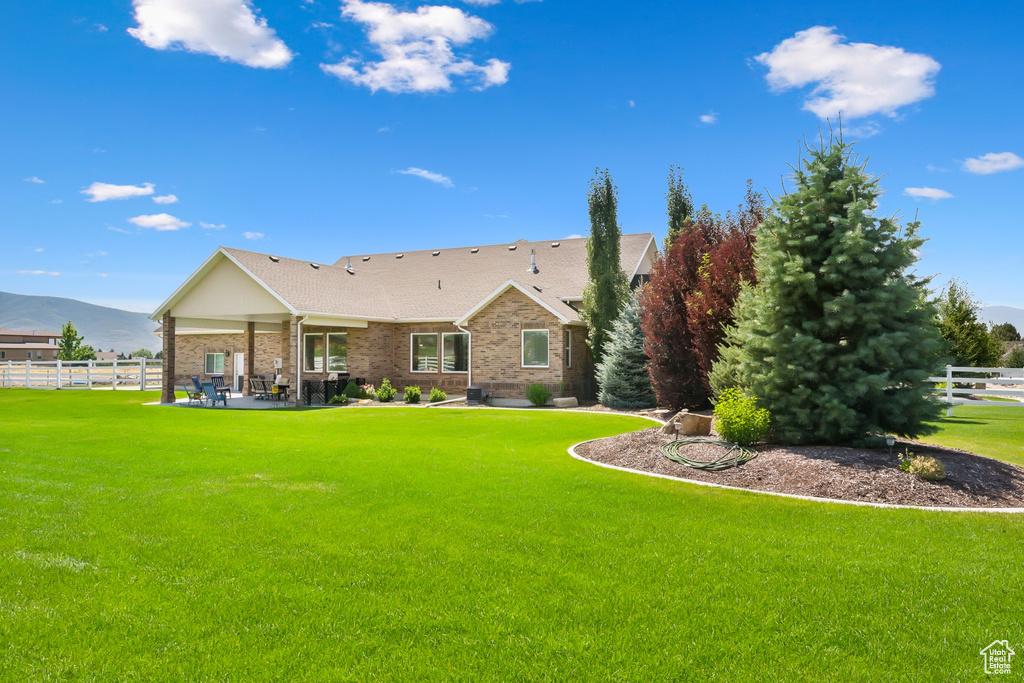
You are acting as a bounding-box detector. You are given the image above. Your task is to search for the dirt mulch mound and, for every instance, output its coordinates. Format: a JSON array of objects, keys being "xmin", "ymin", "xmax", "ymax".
[{"xmin": 575, "ymin": 428, "xmax": 1024, "ymax": 508}]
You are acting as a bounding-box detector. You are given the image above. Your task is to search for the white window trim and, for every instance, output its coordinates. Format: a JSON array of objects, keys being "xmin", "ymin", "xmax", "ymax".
[
  {"xmin": 410, "ymin": 333, "xmax": 439, "ymax": 373},
  {"xmin": 205, "ymin": 352, "xmax": 225, "ymax": 375},
  {"xmin": 441, "ymin": 332, "xmax": 469, "ymax": 374},
  {"xmin": 522, "ymin": 328, "xmax": 550, "ymax": 369},
  {"xmin": 303, "ymin": 332, "xmax": 325, "ymax": 373},
  {"xmin": 565, "ymin": 328, "xmax": 572, "ymax": 368},
  {"xmin": 326, "ymin": 332, "xmax": 348, "ymax": 372}
]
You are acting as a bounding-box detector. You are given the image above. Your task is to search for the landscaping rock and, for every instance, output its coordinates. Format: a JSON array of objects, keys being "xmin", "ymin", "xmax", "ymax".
[
  {"xmin": 660, "ymin": 409, "xmax": 712, "ymax": 436},
  {"xmin": 553, "ymin": 397, "xmax": 578, "ymax": 408}
]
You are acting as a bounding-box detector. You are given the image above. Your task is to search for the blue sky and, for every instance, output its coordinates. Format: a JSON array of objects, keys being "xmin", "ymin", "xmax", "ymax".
[{"xmin": 3, "ymin": 0, "xmax": 1022, "ymax": 313}]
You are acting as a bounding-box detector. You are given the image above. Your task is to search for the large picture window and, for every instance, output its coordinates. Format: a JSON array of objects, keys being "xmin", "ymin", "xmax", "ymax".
[
  {"xmin": 205, "ymin": 352, "xmax": 224, "ymax": 374},
  {"xmin": 522, "ymin": 329, "xmax": 549, "ymax": 368},
  {"xmin": 327, "ymin": 332, "xmax": 348, "ymax": 372},
  {"xmin": 304, "ymin": 333, "xmax": 325, "ymax": 372},
  {"xmin": 411, "ymin": 333, "xmax": 439, "ymax": 372},
  {"xmin": 442, "ymin": 333, "xmax": 469, "ymax": 373}
]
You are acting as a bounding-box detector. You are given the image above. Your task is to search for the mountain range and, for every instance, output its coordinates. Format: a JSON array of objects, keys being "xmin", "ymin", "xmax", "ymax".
[
  {"xmin": 980, "ymin": 306, "xmax": 1024, "ymax": 332},
  {"xmin": 0, "ymin": 291, "xmax": 159, "ymax": 354}
]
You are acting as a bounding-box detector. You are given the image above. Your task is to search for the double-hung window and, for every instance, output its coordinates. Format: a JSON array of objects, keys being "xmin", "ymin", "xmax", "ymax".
[
  {"xmin": 442, "ymin": 333, "xmax": 469, "ymax": 373},
  {"xmin": 522, "ymin": 329, "xmax": 549, "ymax": 368},
  {"xmin": 411, "ymin": 333, "xmax": 439, "ymax": 372}
]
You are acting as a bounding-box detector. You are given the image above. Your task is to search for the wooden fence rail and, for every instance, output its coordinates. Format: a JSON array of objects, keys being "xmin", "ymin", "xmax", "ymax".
[
  {"xmin": 0, "ymin": 359, "xmax": 162, "ymax": 391},
  {"xmin": 928, "ymin": 365, "xmax": 1024, "ymax": 416}
]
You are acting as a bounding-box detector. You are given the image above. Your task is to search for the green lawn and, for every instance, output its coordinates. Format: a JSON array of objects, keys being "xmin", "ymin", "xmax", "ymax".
[
  {"xmin": 1, "ymin": 390, "xmax": 1022, "ymax": 681},
  {"xmin": 921, "ymin": 404, "xmax": 1024, "ymax": 466}
]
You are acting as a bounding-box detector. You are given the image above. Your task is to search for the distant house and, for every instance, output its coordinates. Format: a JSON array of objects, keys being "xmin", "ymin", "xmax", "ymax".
[
  {"xmin": 95, "ymin": 351, "xmax": 118, "ymax": 362},
  {"xmin": 0, "ymin": 328, "xmax": 59, "ymax": 362},
  {"xmin": 152, "ymin": 234, "xmax": 657, "ymax": 404}
]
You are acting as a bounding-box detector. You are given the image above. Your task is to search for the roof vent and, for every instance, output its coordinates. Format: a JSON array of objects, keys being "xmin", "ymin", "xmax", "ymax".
[
  {"xmin": 533, "ymin": 285, "xmax": 542, "ymax": 292},
  {"xmin": 432, "ymin": 251, "xmax": 440, "ymax": 256},
  {"xmin": 551, "ymin": 242, "xmax": 560, "ymax": 248},
  {"xmin": 346, "ymin": 268, "xmax": 355, "ymax": 275},
  {"xmin": 508, "ymin": 245, "xmax": 517, "ymax": 251},
  {"xmin": 396, "ymin": 253, "xmax": 404, "ymax": 259},
  {"xmin": 345, "ymin": 256, "xmax": 352, "ymax": 269},
  {"xmin": 362, "ymin": 256, "xmax": 370, "ymax": 262},
  {"xmin": 471, "ymin": 248, "xmax": 479, "ymax": 254},
  {"xmin": 310, "ymin": 263, "xmax": 320, "ymax": 269},
  {"xmin": 269, "ymin": 256, "xmax": 280, "ymax": 263},
  {"xmin": 527, "ymin": 249, "xmax": 539, "ymax": 274}
]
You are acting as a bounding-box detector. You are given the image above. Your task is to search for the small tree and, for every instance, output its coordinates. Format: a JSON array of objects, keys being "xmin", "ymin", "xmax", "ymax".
[
  {"xmin": 596, "ymin": 294, "xmax": 656, "ymax": 409},
  {"xmin": 131, "ymin": 348, "xmax": 154, "ymax": 359},
  {"xmin": 1004, "ymin": 346, "xmax": 1024, "ymax": 368},
  {"xmin": 990, "ymin": 322, "xmax": 1021, "ymax": 343},
  {"xmin": 711, "ymin": 137, "xmax": 943, "ymax": 445},
  {"xmin": 937, "ymin": 279, "xmax": 1003, "ymax": 368},
  {"xmin": 58, "ymin": 321, "xmax": 88, "ymax": 361},
  {"xmin": 581, "ymin": 168, "xmax": 629, "ymax": 366}
]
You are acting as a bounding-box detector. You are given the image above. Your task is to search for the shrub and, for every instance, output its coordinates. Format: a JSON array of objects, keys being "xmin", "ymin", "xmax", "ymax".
[
  {"xmin": 908, "ymin": 455, "xmax": 946, "ymax": 481},
  {"xmin": 359, "ymin": 384, "xmax": 376, "ymax": 400},
  {"xmin": 712, "ymin": 388, "xmax": 770, "ymax": 447},
  {"xmin": 429, "ymin": 387, "xmax": 447, "ymax": 403},
  {"xmin": 404, "ymin": 386, "xmax": 421, "ymax": 404},
  {"xmin": 1005, "ymin": 346, "xmax": 1024, "ymax": 369},
  {"xmin": 343, "ymin": 380, "xmax": 361, "ymax": 399},
  {"xmin": 328, "ymin": 394, "xmax": 348, "ymax": 405},
  {"xmin": 377, "ymin": 378, "xmax": 397, "ymax": 402},
  {"xmin": 526, "ymin": 383, "xmax": 551, "ymax": 407}
]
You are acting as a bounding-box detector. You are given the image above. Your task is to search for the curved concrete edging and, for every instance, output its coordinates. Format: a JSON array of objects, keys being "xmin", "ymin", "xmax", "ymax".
[{"xmin": 568, "ymin": 438, "xmax": 1024, "ymax": 514}]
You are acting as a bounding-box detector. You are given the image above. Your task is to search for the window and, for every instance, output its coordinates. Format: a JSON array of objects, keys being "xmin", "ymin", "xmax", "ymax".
[
  {"xmin": 327, "ymin": 333, "xmax": 348, "ymax": 372},
  {"xmin": 442, "ymin": 333, "xmax": 469, "ymax": 373},
  {"xmin": 205, "ymin": 352, "xmax": 224, "ymax": 374},
  {"xmin": 522, "ymin": 329, "xmax": 549, "ymax": 368},
  {"xmin": 565, "ymin": 329, "xmax": 572, "ymax": 368},
  {"xmin": 411, "ymin": 333, "xmax": 439, "ymax": 372},
  {"xmin": 1, "ymin": 351, "xmax": 5, "ymax": 359},
  {"xmin": 27, "ymin": 351, "xmax": 33, "ymax": 360},
  {"xmin": 304, "ymin": 333, "xmax": 325, "ymax": 372}
]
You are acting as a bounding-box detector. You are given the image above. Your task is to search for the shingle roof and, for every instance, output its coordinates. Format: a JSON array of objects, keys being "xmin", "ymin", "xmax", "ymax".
[{"xmin": 221, "ymin": 233, "xmax": 654, "ymax": 323}]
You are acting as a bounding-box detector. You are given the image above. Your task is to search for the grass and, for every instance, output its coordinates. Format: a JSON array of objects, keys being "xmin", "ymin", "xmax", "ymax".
[
  {"xmin": 921, "ymin": 403, "xmax": 1024, "ymax": 466},
  {"xmin": 1, "ymin": 390, "xmax": 1022, "ymax": 680}
]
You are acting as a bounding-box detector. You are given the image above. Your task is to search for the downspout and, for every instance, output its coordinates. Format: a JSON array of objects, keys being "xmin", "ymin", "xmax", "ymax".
[{"xmin": 456, "ymin": 322, "xmax": 472, "ymax": 390}]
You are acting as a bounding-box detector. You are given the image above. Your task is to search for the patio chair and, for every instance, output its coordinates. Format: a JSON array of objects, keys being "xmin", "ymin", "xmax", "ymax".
[
  {"xmin": 201, "ymin": 381, "xmax": 228, "ymax": 407},
  {"xmin": 181, "ymin": 380, "xmax": 202, "ymax": 406},
  {"xmin": 210, "ymin": 374, "xmax": 231, "ymax": 399},
  {"xmin": 250, "ymin": 377, "xmax": 269, "ymax": 400}
]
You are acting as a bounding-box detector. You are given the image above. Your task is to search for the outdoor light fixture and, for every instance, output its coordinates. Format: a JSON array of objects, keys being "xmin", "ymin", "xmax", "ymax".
[{"xmin": 885, "ymin": 435, "xmax": 896, "ymax": 457}]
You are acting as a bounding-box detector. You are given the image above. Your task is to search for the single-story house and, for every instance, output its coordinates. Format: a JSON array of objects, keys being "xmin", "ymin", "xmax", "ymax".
[{"xmin": 152, "ymin": 233, "xmax": 656, "ymax": 405}]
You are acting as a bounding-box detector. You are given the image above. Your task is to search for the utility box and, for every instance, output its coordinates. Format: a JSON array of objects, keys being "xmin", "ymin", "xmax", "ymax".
[{"xmin": 466, "ymin": 386, "xmax": 484, "ymax": 405}]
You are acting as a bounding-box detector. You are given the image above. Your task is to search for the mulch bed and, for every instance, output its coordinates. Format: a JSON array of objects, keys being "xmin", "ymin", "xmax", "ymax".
[{"xmin": 575, "ymin": 428, "xmax": 1024, "ymax": 508}]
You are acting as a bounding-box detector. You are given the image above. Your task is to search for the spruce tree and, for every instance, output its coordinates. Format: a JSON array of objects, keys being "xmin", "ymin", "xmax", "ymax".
[
  {"xmin": 937, "ymin": 279, "xmax": 1003, "ymax": 367},
  {"xmin": 597, "ymin": 294, "xmax": 656, "ymax": 409},
  {"xmin": 711, "ymin": 138, "xmax": 943, "ymax": 445},
  {"xmin": 582, "ymin": 168, "xmax": 629, "ymax": 366}
]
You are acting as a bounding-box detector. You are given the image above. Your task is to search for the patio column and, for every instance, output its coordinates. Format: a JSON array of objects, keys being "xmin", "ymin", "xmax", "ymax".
[
  {"xmin": 282, "ymin": 315, "xmax": 299, "ymax": 406},
  {"xmin": 244, "ymin": 321, "xmax": 255, "ymax": 395},
  {"xmin": 161, "ymin": 313, "xmax": 176, "ymax": 403}
]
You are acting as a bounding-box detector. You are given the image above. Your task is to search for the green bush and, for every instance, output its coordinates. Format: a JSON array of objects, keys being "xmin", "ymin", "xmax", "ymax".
[
  {"xmin": 328, "ymin": 394, "xmax": 348, "ymax": 405},
  {"xmin": 526, "ymin": 383, "xmax": 551, "ymax": 407},
  {"xmin": 343, "ymin": 380, "xmax": 361, "ymax": 399},
  {"xmin": 908, "ymin": 455, "xmax": 946, "ymax": 481},
  {"xmin": 404, "ymin": 386, "xmax": 421, "ymax": 404},
  {"xmin": 359, "ymin": 384, "xmax": 376, "ymax": 400},
  {"xmin": 429, "ymin": 387, "xmax": 447, "ymax": 403},
  {"xmin": 377, "ymin": 378, "xmax": 397, "ymax": 402},
  {"xmin": 713, "ymin": 388, "xmax": 770, "ymax": 447},
  {"xmin": 1005, "ymin": 346, "xmax": 1024, "ymax": 368}
]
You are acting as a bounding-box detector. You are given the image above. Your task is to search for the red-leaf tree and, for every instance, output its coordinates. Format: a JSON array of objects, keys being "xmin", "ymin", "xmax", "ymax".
[{"xmin": 640, "ymin": 181, "xmax": 765, "ymax": 410}]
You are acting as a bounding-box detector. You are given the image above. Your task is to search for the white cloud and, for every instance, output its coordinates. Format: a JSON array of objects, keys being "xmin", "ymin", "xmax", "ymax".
[
  {"xmin": 321, "ymin": 1, "xmax": 510, "ymax": 93},
  {"xmin": 128, "ymin": 213, "xmax": 191, "ymax": 231},
  {"xmin": 904, "ymin": 187, "xmax": 953, "ymax": 201},
  {"xmin": 24, "ymin": 176, "xmax": 44, "ymax": 184},
  {"xmin": 199, "ymin": 221, "xmax": 226, "ymax": 229},
  {"xmin": 962, "ymin": 152, "xmax": 1024, "ymax": 175},
  {"xmin": 95, "ymin": 23, "xmax": 109, "ymax": 32},
  {"xmin": 34, "ymin": 248, "xmax": 44, "ymax": 252},
  {"xmin": 395, "ymin": 167, "xmax": 454, "ymax": 188},
  {"xmin": 755, "ymin": 26, "xmax": 940, "ymax": 120},
  {"xmin": 95, "ymin": 273, "xmax": 109, "ymax": 278},
  {"xmin": 310, "ymin": 21, "xmax": 333, "ymax": 28},
  {"xmin": 49, "ymin": 199, "xmax": 63, "ymax": 204},
  {"xmin": 628, "ymin": 100, "xmax": 635, "ymax": 108},
  {"xmin": 699, "ymin": 110, "xmax": 717, "ymax": 125},
  {"xmin": 19, "ymin": 270, "xmax": 60, "ymax": 276},
  {"xmin": 108, "ymin": 226, "xmax": 133, "ymax": 234},
  {"xmin": 463, "ymin": 0, "xmax": 500, "ymax": 5},
  {"xmin": 563, "ymin": 233, "xmax": 583, "ymax": 239},
  {"xmin": 926, "ymin": 164, "xmax": 948, "ymax": 173},
  {"xmin": 243, "ymin": 231, "xmax": 264, "ymax": 240},
  {"xmin": 82, "ymin": 182, "xmax": 155, "ymax": 202},
  {"xmin": 128, "ymin": 0, "xmax": 293, "ymax": 69},
  {"xmin": 153, "ymin": 194, "xmax": 179, "ymax": 204}
]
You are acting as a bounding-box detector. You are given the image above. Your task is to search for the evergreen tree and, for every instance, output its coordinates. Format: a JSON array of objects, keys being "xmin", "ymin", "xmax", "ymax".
[
  {"xmin": 57, "ymin": 321, "xmax": 87, "ymax": 361},
  {"xmin": 1004, "ymin": 346, "xmax": 1024, "ymax": 368},
  {"xmin": 663, "ymin": 165, "xmax": 694, "ymax": 249},
  {"xmin": 711, "ymin": 138, "xmax": 943, "ymax": 445},
  {"xmin": 937, "ymin": 279, "xmax": 1003, "ymax": 367},
  {"xmin": 596, "ymin": 294, "xmax": 656, "ymax": 409},
  {"xmin": 582, "ymin": 168, "xmax": 629, "ymax": 366}
]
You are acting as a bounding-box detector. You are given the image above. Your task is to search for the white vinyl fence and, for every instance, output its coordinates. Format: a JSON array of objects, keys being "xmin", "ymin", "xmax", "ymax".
[
  {"xmin": 0, "ymin": 359, "xmax": 162, "ymax": 391},
  {"xmin": 929, "ymin": 365, "xmax": 1024, "ymax": 416}
]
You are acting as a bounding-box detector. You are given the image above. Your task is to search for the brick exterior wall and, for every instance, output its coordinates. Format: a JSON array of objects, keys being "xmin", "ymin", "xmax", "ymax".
[{"xmin": 167, "ymin": 331, "xmax": 280, "ymax": 390}]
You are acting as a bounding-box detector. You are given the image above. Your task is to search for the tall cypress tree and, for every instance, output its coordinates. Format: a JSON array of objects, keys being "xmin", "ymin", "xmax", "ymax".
[
  {"xmin": 711, "ymin": 138, "xmax": 943, "ymax": 445},
  {"xmin": 664, "ymin": 164, "xmax": 694, "ymax": 250},
  {"xmin": 596, "ymin": 294, "xmax": 656, "ymax": 409},
  {"xmin": 582, "ymin": 168, "xmax": 629, "ymax": 365}
]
